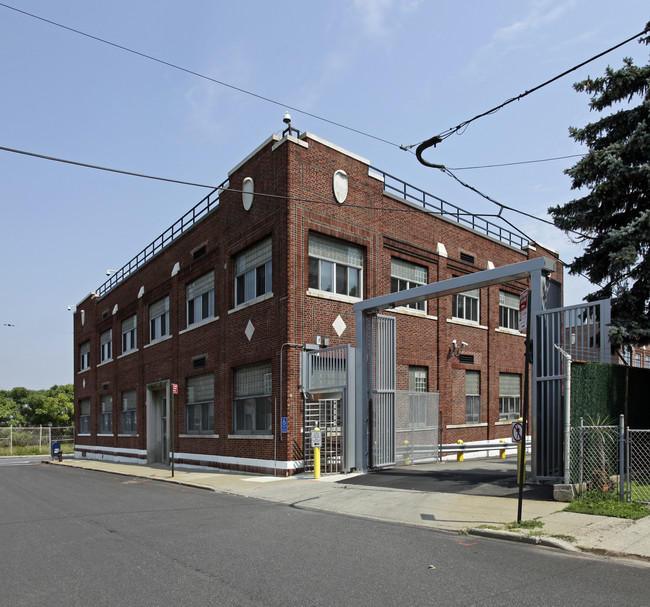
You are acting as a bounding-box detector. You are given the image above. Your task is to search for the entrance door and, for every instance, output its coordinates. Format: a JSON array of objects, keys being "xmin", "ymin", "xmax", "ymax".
[{"xmin": 146, "ymin": 386, "xmax": 168, "ymax": 464}]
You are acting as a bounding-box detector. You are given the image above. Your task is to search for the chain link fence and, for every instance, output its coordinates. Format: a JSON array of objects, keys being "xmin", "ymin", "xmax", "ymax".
[
  {"xmin": 569, "ymin": 418, "xmax": 650, "ymax": 504},
  {"xmin": 628, "ymin": 429, "xmax": 650, "ymax": 504},
  {"xmin": 0, "ymin": 426, "xmax": 74, "ymax": 455}
]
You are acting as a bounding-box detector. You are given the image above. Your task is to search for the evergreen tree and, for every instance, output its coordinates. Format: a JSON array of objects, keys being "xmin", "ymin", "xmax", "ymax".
[{"xmin": 550, "ymin": 25, "xmax": 650, "ymax": 347}]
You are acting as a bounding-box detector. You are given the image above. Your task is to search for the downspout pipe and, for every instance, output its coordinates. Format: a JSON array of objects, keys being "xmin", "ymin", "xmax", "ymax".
[{"xmin": 554, "ymin": 344, "xmax": 572, "ymax": 485}]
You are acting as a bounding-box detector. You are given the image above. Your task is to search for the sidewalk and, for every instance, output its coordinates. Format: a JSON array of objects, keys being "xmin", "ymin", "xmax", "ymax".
[{"xmin": 45, "ymin": 457, "xmax": 650, "ymax": 562}]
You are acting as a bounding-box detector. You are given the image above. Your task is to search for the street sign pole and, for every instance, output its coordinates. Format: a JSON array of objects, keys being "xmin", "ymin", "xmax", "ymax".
[
  {"xmin": 517, "ymin": 293, "xmax": 531, "ymax": 522},
  {"xmin": 171, "ymin": 383, "xmax": 178, "ymax": 477}
]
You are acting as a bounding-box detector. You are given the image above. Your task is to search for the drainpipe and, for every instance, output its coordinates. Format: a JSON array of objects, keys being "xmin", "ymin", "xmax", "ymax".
[{"xmin": 554, "ymin": 344, "xmax": 572, "ymax": 485}]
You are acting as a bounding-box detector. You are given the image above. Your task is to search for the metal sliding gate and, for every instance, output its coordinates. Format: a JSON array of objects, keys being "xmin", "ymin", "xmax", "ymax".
[
  {"xmin": 534, "ymin": 299, "xmax": 611, "ymax": 480},
  {"xmin": 301, "ymin": 345, "xmax": 352, "ymax": 474},
  {"xmin": 368, "ymin": 314, "xmax": 396, "ymax": 469}
]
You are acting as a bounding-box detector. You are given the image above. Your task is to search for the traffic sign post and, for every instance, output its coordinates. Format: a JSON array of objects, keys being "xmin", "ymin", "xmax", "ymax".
[{"xmin": 171, "ymin": 383, "xmax": 178, "ymax": 477}]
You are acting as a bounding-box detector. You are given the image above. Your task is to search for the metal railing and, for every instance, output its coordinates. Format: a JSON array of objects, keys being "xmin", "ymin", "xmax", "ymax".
[
  {"xmin": 96, "ymin": 180, "xmax": 228, "ymax": 298},
  {"xmin": 371, "ymin": 166, "xmax": 528, "ymax": 249}
]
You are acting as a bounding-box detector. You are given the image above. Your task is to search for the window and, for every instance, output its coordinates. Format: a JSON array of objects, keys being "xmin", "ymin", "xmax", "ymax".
[
  {"xmin": 645, "ymin": 355, "xmax": 650, "ymax": 370},
  {"xmin": 100, "ymin": 328, "xmax": 112, "ymax": 363},
  {"xmin": 233, "ymin": 361, "xmax": 272, "ymax": 435},
  {"xmin": 391, "ymin": 259, "xmax": 427, "ymax": 311},
  {"xmin": 499, "ymin": 291, "xmax": 520, "ymax": 330},
  {"xmin": 79, "ymin": 341, "xmax": 90, "ymax": 371},
  {"xmin": 499, "ymin": 373, "xmax": 521, "ymax": 421},
  {"xmin": 465, "ymin": 370, "xmax": 481, "ymax": 424},
  {"xmin": 100, "ymin": 395, "xmax": 113, "ymax": 434},
  {"xmin": 453, "ymin": 289, "xmax": 479, "ymax": 323},
  {"xmin": 308, "ymin": 233, "xmax": 362, "ymax": 298},
  {"xmin": 408, "ymin": 366, "xmax": 427, "ymax": 392},
  {"xmin": 235, "ymin": 237, "xmax": 272, "ymax": 306},
  {"xmin": 149, "ymin": 296, "xmax": 169, "ymax": 342},
  {"xmin": 121, "ymin": 315, "xmax": 137, "ymax": 354},
  {"xmin": 121, "ymin": 390, "xmax": 137, "ymax": 434},
  {"xmin": 187, "ymin": 273, "xmax": 214, "ymax": 326},
  {"xmin": 621, "ymin": 345, "xmax": 632, "ymax": 365},
  {"xmin": 634, "ymin": 353, "xmax": 642, "ymax": 368},
  {"xmin": 186, "ymin": 374, "xmax": 214, "ymax": 434},
  {"xmin": 408, "ymin": 366, "xmax": 428, "ymax": 427},
  {"xmin": 79, "ymin": 399, "xmax": 90, "ymax": 434}
]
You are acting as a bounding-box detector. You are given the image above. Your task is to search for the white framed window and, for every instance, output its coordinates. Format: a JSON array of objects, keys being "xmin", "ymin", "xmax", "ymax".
[
  {"xmin": 499, "ymin": 373, "xmax": 521, "ymax": 421},
  {"xmin": 634, "ymin": 353, "xmax": 642, "ymax": 368},
  {"xmin": 235, "ymin": 237, "xmax": 272, "ymax": 306},
  {"xmin": 465, "ymin": 370, "xmax": 481, "ymax": 424},
  {"xmin": 308, "ymin": 233, "xmax": 362, "ymax": 298},
  {"xmin": 453, "ymin": 289, "xmax": 479, "ymax": 323},
  {"xmin": 391, "ymin": 259, "xmax": 427, "ymax": 311},
  {"xmin": 121, "ymin": 389, "xmax": 137, "ymax": 434},
  {"xmin": 645, "ymin": 355, "xmax": 650, "ymax": 370},
  {"xmin": 233, "ymin": 361, "xmax": 272, "ymax": 435},
  {"xmin": 149, "ymin": 296, "xmax": 169, "ymax": 342},
  {"xmin": 121, "ymin": 315, "xmax": 137, "ymax": 354},
  {"xmin": 408, "ymin": 366, "xmax": 428, "ymax": 392},
  {"xmin": 100, "ymin": 328, "xmax": 112, "ymax": 363},
  {"xmin": 499, "ymin": 291, "xmax": 520, "ymax": 330},
  {"xmin": 79, "ymin": 341, "xmax": 90, "ymax": 371},
  {"xmin": 187, "ymin": 273, "xmax": 214, "ymax": 326},
  {"xmin": 186, "ymin": 374, "xmax": 214, "ymax": 434},
  {"xmin": 79, "ymin": 398, "xmax": 90, "ymax": 434},
  {"xmin": 100, "ymin": 395, "xmax": 113, "ymax": 434}
]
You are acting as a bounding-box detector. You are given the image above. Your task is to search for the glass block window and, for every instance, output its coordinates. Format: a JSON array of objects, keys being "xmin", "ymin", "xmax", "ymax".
[
  {"xmin": 499, "ymin": 291, "xmax": 520, "ymax": 330},
  {"xmin": 235, "ymin": 237, "xmax": 272, "ymax": 306},
  {"xmin": 187, "ymin": 273, "xmax": 215, "ymax": 327},
  {"xmin": 465, "ymin": 370, "xmax": 480, "ymax": 424},
  {"xmin": 150, "ymin": 296, "xmax": 169, "ymax": 342},
  {"xmin": 186, "ymin": 374, "xmax": 214, "ymax": 434},
  {"xmin": 308, "ymin": 233, "xmax": 362, "ymax": 298},
  {"xmin": 100, "ymin": 394, "xmax": 113, "ymax": 434},
  {"xmin": 233, "ymin": 361, "xmax": 272, "ymax": 435},
  {"xmin": 499, "ymin": 373, "xmax": 521, "ymax": 421},
  {"xmin": 391, "ymin": 258, "xmax": 427, "ymax": 311},
  {"xmin": 453, "ymin": 289, "xmax": 479, "ymax": 323},
  {"xmin": 121, "ymin": 389, "xmax": 137, "ymax": 434}
]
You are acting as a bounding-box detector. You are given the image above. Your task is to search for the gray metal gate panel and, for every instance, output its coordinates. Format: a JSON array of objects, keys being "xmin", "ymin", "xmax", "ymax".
[
  {"xmin": 534, "ymin": 300, "xmax": 611, "ymax": 480},
  {"xmin": 369, "ymin": 314, "xmax": 396, "ymax": 468},
  {"xmin": 395, "ymin": 391, "xmax": 439, "ymax": 465},
  {"xmin": 303, "ymin": 398, "xmax": 343, "ymax": 474}
]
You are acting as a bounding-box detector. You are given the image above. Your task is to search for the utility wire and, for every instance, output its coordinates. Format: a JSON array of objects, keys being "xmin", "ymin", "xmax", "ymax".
[
  {"xmin": 0, "ymin": 2, "xmax": 402, "ymax": 151},
  {"xmin": 412, "ymin": 24, "xmax": 650, "ymax": 166},
  {"xmin": 448, "ymin": 153, "xmax": 585, "ymax": 171}
]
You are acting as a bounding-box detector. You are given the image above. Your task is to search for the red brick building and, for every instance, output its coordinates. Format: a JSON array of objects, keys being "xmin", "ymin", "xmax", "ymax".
[{"xmin": 73, "ymin": 127, "xmax": 562, "ymax": 474}]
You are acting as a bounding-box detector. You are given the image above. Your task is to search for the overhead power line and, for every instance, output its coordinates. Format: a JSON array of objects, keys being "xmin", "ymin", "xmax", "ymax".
[
  {"xmin": 412, "ymin": 24, "xmax": 650, "ymax": 167},
  {"xmin": 0, "ymin": 2, "xmax": 402, "ymax": 151},
  {"xmin": 448, "ymin": 153, "xmax": 585, "ymax": 171}
]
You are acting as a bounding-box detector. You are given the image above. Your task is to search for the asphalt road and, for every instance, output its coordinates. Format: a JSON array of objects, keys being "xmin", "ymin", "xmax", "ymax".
[
  {"xmin": 1, "ymin": 463, "xmax": 647, "ymax": 607},
  {"xmin": 341, "ymin": 456, "xmax": 555, "ymax": 500}
]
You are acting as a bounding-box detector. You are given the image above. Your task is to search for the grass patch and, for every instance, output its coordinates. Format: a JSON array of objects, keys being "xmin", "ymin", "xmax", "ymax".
[
  {"xmin": 565, "ymin": 490, "xmax": 650, "ymax": 520},
  {"xmin": 549, "ymin": 534, "xmax": 576, "ymax": 543},
  {"xmin": 0, "ymin": 443, "xmax": 74, "ymax": 457},
  {"xmin": 505, "ymin": 519, "xmax": 544, "ymax": 531}
]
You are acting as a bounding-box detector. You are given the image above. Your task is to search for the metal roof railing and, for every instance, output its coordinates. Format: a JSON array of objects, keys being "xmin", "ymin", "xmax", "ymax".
[
  {"xmin": 371, "ymin": 166, "xmax": 528, "ymax": 250},
  {"xmin": 96, "ymin": 179, "xmax": 228, "ymax": 298}
]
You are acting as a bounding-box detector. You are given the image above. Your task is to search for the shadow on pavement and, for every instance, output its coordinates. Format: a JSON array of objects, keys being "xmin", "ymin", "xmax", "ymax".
[{"xmin": 339, "ymin": 458, "xmax": 554, "ymax": 501}]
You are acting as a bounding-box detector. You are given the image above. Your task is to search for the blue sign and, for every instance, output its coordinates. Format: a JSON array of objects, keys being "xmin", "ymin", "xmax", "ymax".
[{"xmin": 281, "ymin": 417, "xmax": 288, "ymax": 433}]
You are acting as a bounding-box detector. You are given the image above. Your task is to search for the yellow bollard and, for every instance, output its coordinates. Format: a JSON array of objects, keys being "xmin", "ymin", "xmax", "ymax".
[
  {"xmin": 313, "ymin": 427, "xmax": 321, "ymax": 479},
  {"xmin": 499, "ymin": 439, "xmax": 506, "ymax": 459},
  {"xmin": 456, "ymin": 439, "xmax": 464, "ymax": 462}
]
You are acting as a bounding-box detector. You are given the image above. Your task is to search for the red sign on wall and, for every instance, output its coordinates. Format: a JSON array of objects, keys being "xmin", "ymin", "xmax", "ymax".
[{"xmin": 172, "ymin": 384, "xmax": 178, "ymax": 394}]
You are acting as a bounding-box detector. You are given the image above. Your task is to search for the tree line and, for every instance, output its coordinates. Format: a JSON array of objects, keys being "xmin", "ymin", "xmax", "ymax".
[{"xmin": 0, "ymin": 385, "xmax": 73, "ymax": 427}]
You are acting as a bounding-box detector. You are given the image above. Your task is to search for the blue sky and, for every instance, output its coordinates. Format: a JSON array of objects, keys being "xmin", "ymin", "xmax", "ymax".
[{"xmin": 1, "ymin": 0, "xmax": 648, "ymax": 389}]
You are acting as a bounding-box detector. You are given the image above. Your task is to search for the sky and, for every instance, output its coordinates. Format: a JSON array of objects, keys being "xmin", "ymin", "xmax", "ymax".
[{"xmin": 0, "ymin": 0, "xmax": 648, "ymax": 390}]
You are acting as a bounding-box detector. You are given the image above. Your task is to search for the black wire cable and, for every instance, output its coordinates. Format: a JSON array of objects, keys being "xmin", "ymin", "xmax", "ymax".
[
  {"xmin": 448, "ymin": 153, "xmax": 585, "ymax": 171},
  {"xmin": 412, "ymin": 24, "xmax": 650, "ymax": 165},
  {"xmin": 0, "ymin": 2, "xmax": 402, "ymax": 151}
]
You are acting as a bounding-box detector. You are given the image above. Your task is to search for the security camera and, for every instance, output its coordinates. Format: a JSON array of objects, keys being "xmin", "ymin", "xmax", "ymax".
[
  {"xmin": 283, "ymin": 111, "xmax": 291, "ymax": 125},
  {"xmin": 452, "ymin": 339, "xmax": 457, "ymax": 347},
  {"xmin": 67, "ymin": 306, "xmax": 72, "ymax": 311},
  {"xmin": 461, "ymin": 341, "xmax": 469, "ymax": 348},
  {"xmin": 106, "ymin": 270, "xmax": 111, "ymax": 276}
]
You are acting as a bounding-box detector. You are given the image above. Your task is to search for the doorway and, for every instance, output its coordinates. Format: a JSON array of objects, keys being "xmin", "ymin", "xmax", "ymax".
[{"xmin": 147, "ymin": 383, "xmax": 169, "ymax": 464}]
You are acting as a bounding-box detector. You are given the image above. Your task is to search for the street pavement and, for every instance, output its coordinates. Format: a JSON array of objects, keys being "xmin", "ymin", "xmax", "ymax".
[{"xmin": 43, "ymin": 455, "xmax": 650, "ymax": 563}]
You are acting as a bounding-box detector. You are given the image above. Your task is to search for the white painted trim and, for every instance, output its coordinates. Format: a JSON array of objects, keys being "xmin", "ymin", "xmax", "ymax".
[
  {"xmin": 227, "ymin": 434, "xmax": 273, "ymax": 440},
  {"xmin": 271, "ymin": 134, "xmax": 308, "ymax": 152},
  {"xmin": 118, "ymin": 348, "xmax": 139, "ymax": 360},
  {"xmin": 173, "ymin": 450, "xmax": 302, "ymax": 471},
  {"xmin": 179, "ymin": 434, "xmax": 219, "ymax": 439},
  {"xmin": 228, "ymin": 134, "xmax": 281, "ymax": 176},
  {"xmin": 144, "ymin": 334, "xmax": 173, "ymax": 349},
  {"xmin": 227, "ymin": 291, "xmax": 274, "ymax": 315},
  {"xmin": 179, "ymin": 315, "xmax": 220, "ymax": 335},
  {"xmin": 306, "ymin": 288, "xmax": 361, "ymax": 305},
  {"xmin": 301, "ymin": 132, "xmax": 370, "ymax": 166},
  {"xmin": 446, "ymin": 318, "xmax": 488, "ymax": 330}
]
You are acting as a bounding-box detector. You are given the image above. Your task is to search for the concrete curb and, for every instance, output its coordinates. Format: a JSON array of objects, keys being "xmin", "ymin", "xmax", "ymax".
[{"xmin": 468, "ymin": 527, "xmax": 580, "ymax": 552}]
